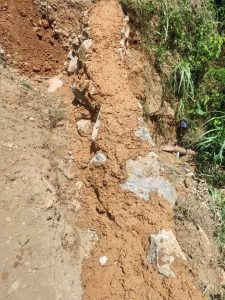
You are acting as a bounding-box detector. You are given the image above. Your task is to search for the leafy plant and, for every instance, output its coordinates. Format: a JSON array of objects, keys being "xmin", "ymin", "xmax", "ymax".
[
  {"xmin": 209, "ymin": 187, "xmax": 225, "ymax": 249},
  {"xmin": 170, "ymin": 60, "xmax": 194, "ymax": 99}
]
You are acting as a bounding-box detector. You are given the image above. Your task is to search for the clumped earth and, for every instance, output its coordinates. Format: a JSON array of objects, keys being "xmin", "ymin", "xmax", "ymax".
[
  {"xmin": 0, "ymin": 0, "xmax": 66, "ymax": 75},
  {"xmin": 0, "ymin": 0, "xmax": 224, "ymax": 299}
]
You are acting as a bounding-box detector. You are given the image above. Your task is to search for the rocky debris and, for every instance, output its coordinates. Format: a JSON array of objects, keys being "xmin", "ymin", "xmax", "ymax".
[
  {"xmin": 58, "ymin": 161, "xmax": 75, "ymax": 181},
  {"xmin": 67, "ymin": 49, "xmax": 76, "ymax": 60},
  {"xmin": 71, "ymin": 80, "xmax": 96, "ymax": 113},
  {"xmin": 135, "ymin": 127, "xmax": 154, "ymax": 145},
  {"xmin": 47, "ymin": 77, "xmax": 63, "ymax": 93},
  {"xmin": 68, "ymin": 56, "xmax": 79, "ymax": 74},
  {"xmin": 0, "ymin": 44, "xmax": 5, "ymax": 68},
  {"xmin": 77, "ymin": 39, "xmax": 92, "ymax": 63},
  {"xmin": 72, "ymin": 83, "xmax": 87, "ymax": 103},
  {"xmin": 90, "ymin": 151, "xmax": 107, "ymax": 165},
  {"xmin": 67, "ymin": 26, "xmax": 92, "ymax": 74},
  {"xmin": 118, "ymin": 15, "xmax": 130, "ymax": 59},
  {"xmin": 99, "ymin": 256, "xmax": 108, "ymax": 266},
  {"xmin": 77, "ymin": 119, "xmax": 91, "ymax": 136},
  {"xmin": 184, "ymin": 176, "xmax": 192, "ymax": 188},
  {"xmin": 72, "ymin": 37, "xmax": 80, "ymax": 49},
  {"xmin": 121, "ymin": 152, "xmax": 177, "ymax": 205},
  {"xmin": 92, "ymin": 109, "xmax": 101, "ymax": 142},
  {"xmin": 148, "ymin": 229, "xmax": 187, "ymax": 277}
]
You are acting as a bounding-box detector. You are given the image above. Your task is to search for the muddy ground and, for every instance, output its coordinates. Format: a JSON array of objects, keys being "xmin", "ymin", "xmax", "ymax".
[{"xmin": 0, "ymin": 0, "xmax": 224, "ymax": 299}]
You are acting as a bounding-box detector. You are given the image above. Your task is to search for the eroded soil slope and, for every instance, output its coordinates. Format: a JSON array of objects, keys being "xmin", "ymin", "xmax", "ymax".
[{"xmin": 72, "ymin": 0, "xmax": 206, "ymax": 299}]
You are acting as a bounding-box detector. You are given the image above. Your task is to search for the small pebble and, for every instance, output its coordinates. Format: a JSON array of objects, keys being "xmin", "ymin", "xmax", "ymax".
[{"xmin": 99, "ymin": 256, "xmax": 108, "ymax": 266}]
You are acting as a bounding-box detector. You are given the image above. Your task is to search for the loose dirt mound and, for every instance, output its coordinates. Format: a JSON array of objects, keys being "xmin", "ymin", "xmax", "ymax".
[
  {"xmin": 72, "ymin": 0, "xmax": 205, "ymax": 299},
  {"xmin": 0, "ymin": 0, "xmax": 65, "ymax": 75}
]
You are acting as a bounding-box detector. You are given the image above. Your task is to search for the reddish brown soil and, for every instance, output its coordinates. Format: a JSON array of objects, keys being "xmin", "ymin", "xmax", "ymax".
[
  {"xmin": 73, "ymin": 0, "xmax": 206, "ymax": 299},
  {"xmin": 0, "ymin": 0, "xmax": 65, "ymax": 75}
]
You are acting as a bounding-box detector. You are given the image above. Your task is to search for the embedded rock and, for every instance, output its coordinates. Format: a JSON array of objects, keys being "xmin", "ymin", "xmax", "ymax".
[{"xmin": 148, "ymin": 229, "xmax": 186, "ymax": 277}]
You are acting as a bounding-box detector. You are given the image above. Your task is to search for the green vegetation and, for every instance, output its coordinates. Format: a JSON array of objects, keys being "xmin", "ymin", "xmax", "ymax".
[
  {"xmin": 210, "ymin": 187, "xmax": 225, "ymax": 250},
  {"xmin": 121, "ymin": 0, "xmax": 225, "ymax": 187}
]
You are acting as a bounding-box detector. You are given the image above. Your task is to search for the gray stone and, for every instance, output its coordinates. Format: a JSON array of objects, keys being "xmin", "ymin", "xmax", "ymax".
[
  {"xmin": 121, "ymin": 152, "xmax": 177, "ymax": 205},
  {"xmin": 121, "ymin": 25, "xmax": 130, "ymax": 40},
  {"xmin": 77, "ymin": 39, "xmax": 92, "ymax": 63},
  {"xmin": 67, "ymin": 56, "xmax": 78, "ymax": 74},
  {"xmin": 135, "ymin": 127, "xmax": 154, "ymax": 145},
  {"xmin": 72, "ymin": 38, "xmax": 80, "ymax": 49},
  {"xmin": 47, "ymin": 77, "xmax": 63, "ymax": 93},
  {"xmin": 67, "ymin": 50, "xmax": 76, "ymax": 60},
  {"xmin": 148, "ymin": 229, "xmax": 186, "ymax": 277}
]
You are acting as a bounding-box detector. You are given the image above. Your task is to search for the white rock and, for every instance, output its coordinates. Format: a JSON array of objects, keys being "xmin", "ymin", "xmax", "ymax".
[
  {"xmin": 124, "ymin": 15, "xmax": 129, "ymax": 23},
  {"xmin": 124, "ymin": 25, "xmax": 130, "ymax": 39},
  {"xmin": 148, "ymin": 229, "xmax": 186, "ymax": 277},
  {"xmin": 78, "ymin": 39, "xmax": 92, "ymax": 63},
  {"xmin": 121, "ymin": 25, "xmax": 130, "ymax": 39},
  {"xmin": 77, "ymin": 119, "xmax": 91, "ymax": 136},
  {"xmin": 92, "ymin": 110, "xmax": 101, "ymax": 142},
  {"xmin": 67, "ymin": 56, "xmax": 78, "ymax": 74},
  {"xmin": 67, "ymin": 50, "xmax": 76, "ymax": 60},
  {"xmin": 81, "ymin": 39, "xmax": 92, "ymax": 50},
  {"xmin": 186, "ymin": 172, "xmax": 195, "ymax": 177},
  {"xmin": 99, "ymin": 256, "xmax": 108, "ymax": 266},
  {"xmin": 47, "ymin": 77, "xmax": 63, "ymax": 93}
]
